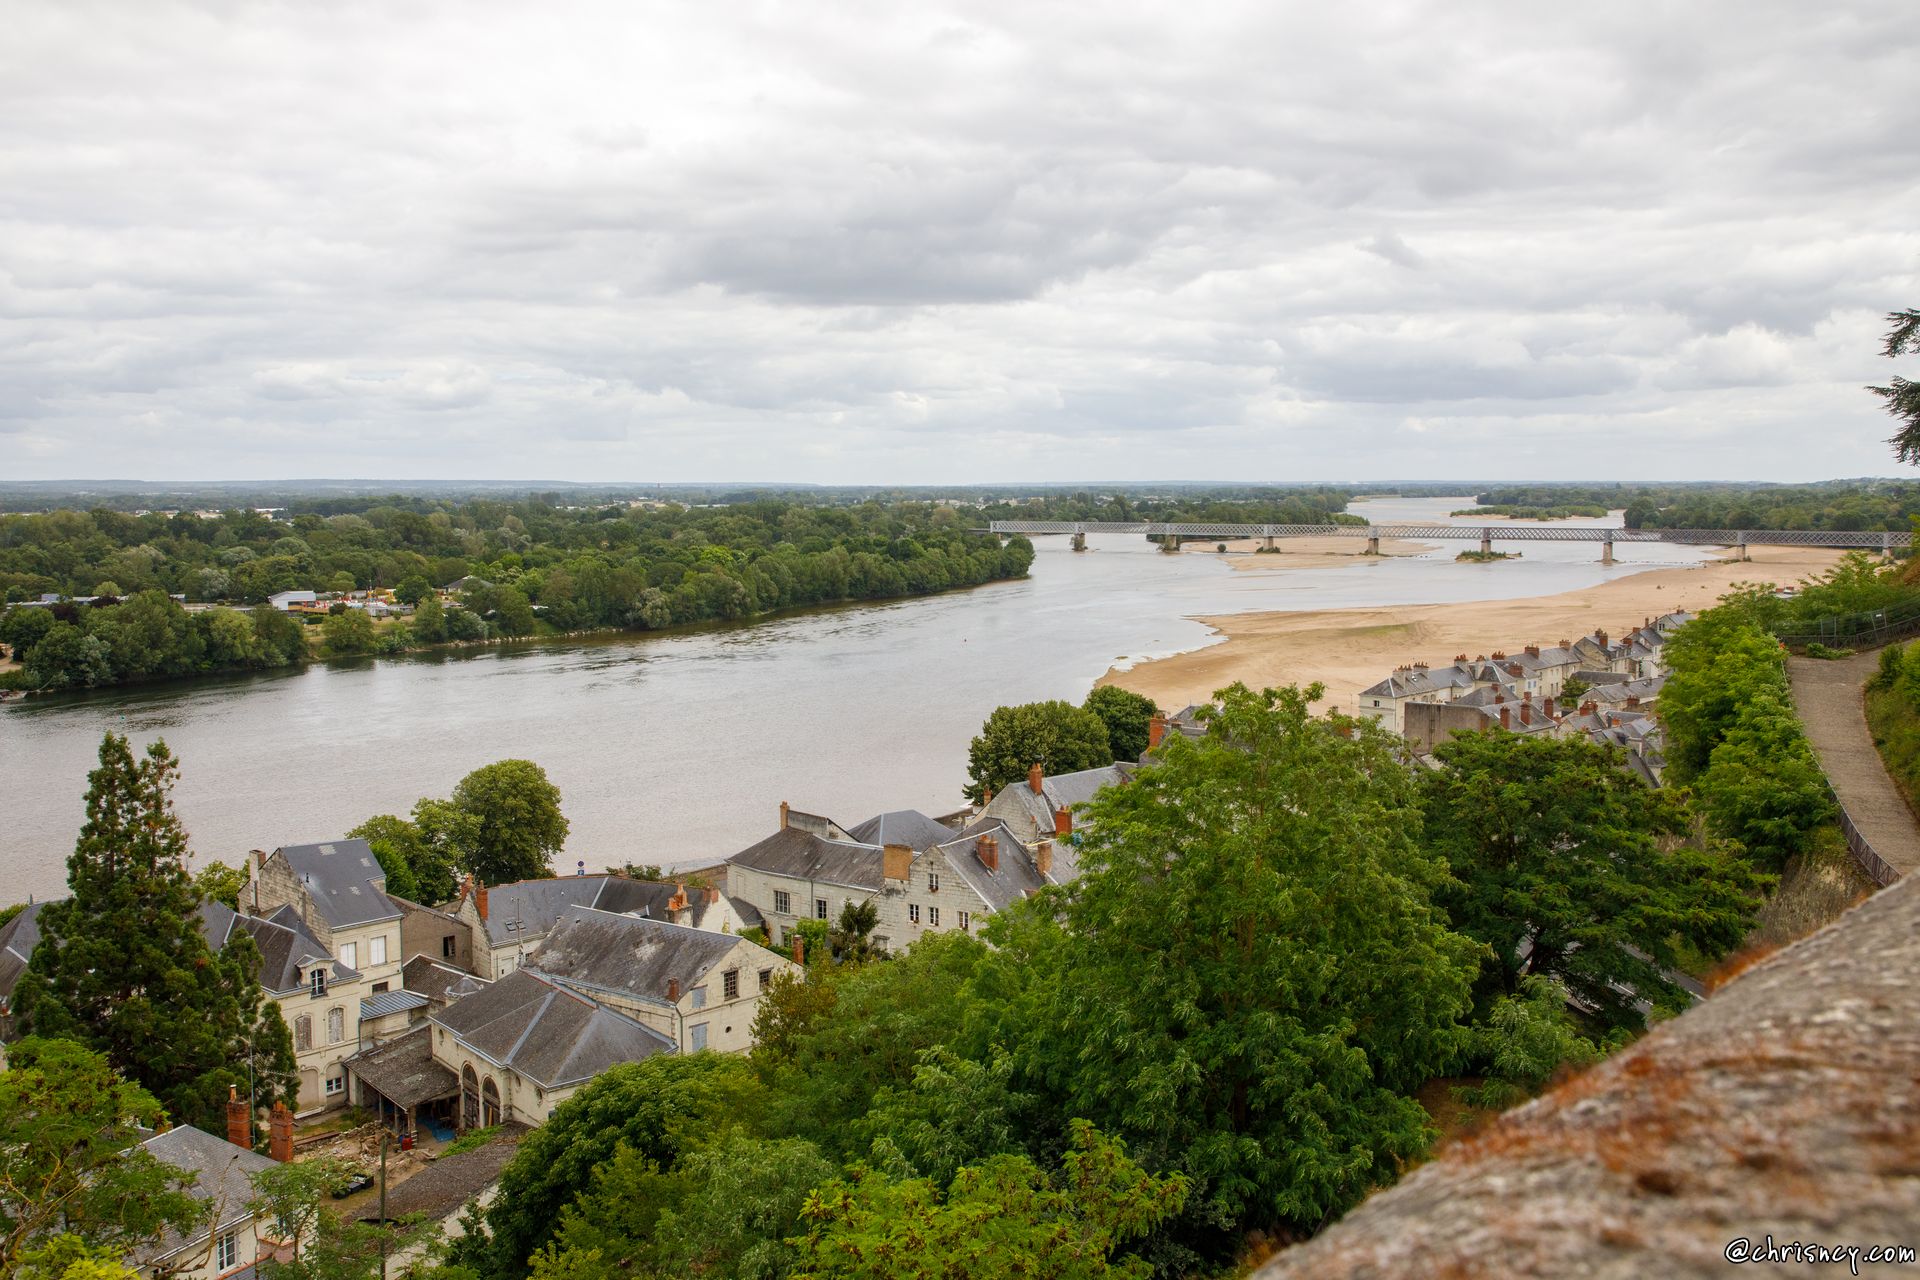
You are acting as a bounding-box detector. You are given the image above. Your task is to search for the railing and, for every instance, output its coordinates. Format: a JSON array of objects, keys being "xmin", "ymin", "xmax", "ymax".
[
  {"xmin": 1833, "ymin": 794, "xmax": 1903, "ymax": 887},
  {"xmin": 1776, "ymin": 597, "xmax": 1920, "ymax": 651}
]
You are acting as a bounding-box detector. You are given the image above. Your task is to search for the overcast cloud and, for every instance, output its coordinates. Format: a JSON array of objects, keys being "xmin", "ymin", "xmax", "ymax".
[{"xmin": 3, "ymin": 0, "xmax": 1917, "ymax": 483}]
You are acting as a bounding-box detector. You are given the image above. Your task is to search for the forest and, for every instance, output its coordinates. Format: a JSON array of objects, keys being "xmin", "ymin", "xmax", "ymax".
[{"xmin": 1472, "ymin": 480, "xmax": 1920, "ymax": 531}]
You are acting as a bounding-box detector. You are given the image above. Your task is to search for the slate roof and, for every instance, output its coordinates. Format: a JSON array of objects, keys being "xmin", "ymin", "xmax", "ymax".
[
  {"xmin": 432, "ymin": 968, "xmax": 673, "ymax": 1089},
  {"xmin": 845, "ymin": 809, "xmax": 959, "ymax": 850},
  {"xmin": 345, "ymin": 1025, "xmax": 459, "ymax": 1108},
  {"xmin": 726, "ymin": 826, "xmax": 887, "ymax": 891},
  {"xmin": 361, "ymin": 989, "xmax": 430, "ymax": 1019},
  {"xmin": 403, "ymin": 955, "xmax": 493, "ymax": 1006},
  {"xmin": 528, "ymin": 907, "xmax": 751, "ymax": 1007},
  {"xmin": 276, "ymin": 839, "xmax": 402, "ymax": 929},
  {"xmin": 137, "ymin": 1124, "xmax": 278, "ymax": 1264},
  {"xmin": 0, "ymin": 901, "xmax": 47, "ymax": 1010},
  {"xmin": 939, "ymin": 817, "xmax": 1061, "ymax": 912},
  {"xmin": 473, "ymin": 874, "xmax": 741, "ymax": 947},
  {"xmin": 198, "ymin": 900, "xmax": 346, "ymax": 994}
]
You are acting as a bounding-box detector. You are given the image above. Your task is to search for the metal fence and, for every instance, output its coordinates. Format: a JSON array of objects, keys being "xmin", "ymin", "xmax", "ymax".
[
  {"xmin": 1776, "ymin": 597, "xmax": 1920, "ymax": 650},
  {"xmin": 1833, "ymin": 795, "xmax": 1903, "ymax": 887}
]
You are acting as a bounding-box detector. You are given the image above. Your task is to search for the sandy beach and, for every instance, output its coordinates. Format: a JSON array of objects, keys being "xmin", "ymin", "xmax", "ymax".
[{"xmin": 1103, "ymin": 546, "xmax": 1847, "ymax": 715}]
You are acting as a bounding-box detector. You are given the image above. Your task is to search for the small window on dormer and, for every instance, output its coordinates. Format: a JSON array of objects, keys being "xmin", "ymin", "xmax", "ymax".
[{"xmin": 310, "ymin": 970, "xmax": 327, "ymax": 998}]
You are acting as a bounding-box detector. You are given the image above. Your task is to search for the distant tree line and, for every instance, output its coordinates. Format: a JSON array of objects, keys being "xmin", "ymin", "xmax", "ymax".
[{"xmin": 1470, "ymin": 481, "xmax": 1920, "ymax": 532}]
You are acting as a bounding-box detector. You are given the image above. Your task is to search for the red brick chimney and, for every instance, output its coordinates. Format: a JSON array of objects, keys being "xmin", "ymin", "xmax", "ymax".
[
  {"xmin": 779, "ymin": 800, "xmax": 790, "ymax": 830},
  {"xmin": 1625, "ymin": 695, "xmax": 1640, "ymax": 709},
  {"xmin": 1028, "ymin": 762, "xmax": 1044, "ymax": 794},
  {"xmin": 978, "ymin": 834, "xmax": 999, "ymax": 872},
  {"xmin": 982, "ymin": 787, "xmax": 993, "ymax": 807},
  {"xmin": 1525, "ymin": 644, "xmax": 1540, "ymax": 658},
  {"xmin": 1492, "ymin": 651, "xmax": 1506, "ymax": 661},
  {"xmin": 1580, "ymin": 700, "xmax": 1598, "ymax": 716},
  {"xmin": 1148, "ymin": 713, "xmax": 1169, "ymax": 749},
  {"xmin": 1596, "ymin": 629, "xmax": 1609, "ymax": 648},
  {"xmin": 1543, "ymin": 695, "xmax": 1556, "ymax": 718},
  {"xmin": 703, "ymin": 886, "xmax": 719, "ymax": 905},
  {"xmin": 1035, "ymin": 840, "xmax": 1053, "ymax": 878},
  {"xmin": 268, "ymin": 1102, "xmax": 293, "ymax": 1163},
  {"xmin": 1499, "ymin": 706, "xmax": 1511, "ymax": 730},
  {"xmin": 1054, "ymin": 807, "xmax": 1072, "ymax": 839},
  {"xmin": 226, "ymin": 1086, "xmax": 251, "ymax": 1150},
  {"xmin": 791, "ymin": 934, "xmax": 804, "ymax": 965},
  {"xmin": 476, "ymin": 882, "xmax": 488, "ymax": 920},
  {"xmin": 1519, "ymin": 697, "xmax": 1532, "ymax": 727},
  {"xmin": 667, "ymin": 977, "xmax": 680, "ymax": 1001}
]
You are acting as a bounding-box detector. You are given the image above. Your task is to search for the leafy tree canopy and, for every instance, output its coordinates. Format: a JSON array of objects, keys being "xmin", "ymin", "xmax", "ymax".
[
  {"xmin": 1082, "ymin": 686, "xmax": 1159, "ymax": 762},
  {"xmin": 964, "ymin": 700, "xmax": 1111, "ymax": 804},
  {"xmin": 1874, "ymin": 308, "xmax": 1920, "ymax": 464},
  {"xmin": 448, "ymin": 760, "xmax": 570, "ymax": 885}
]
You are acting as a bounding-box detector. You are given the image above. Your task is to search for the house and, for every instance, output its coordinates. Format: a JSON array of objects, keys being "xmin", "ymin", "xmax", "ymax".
[
  {"xmin": 443, "ymin": 872, "xmax": 762, "ymax": 982},
  {"xmin": 245, "ymin": 841, "xmax": 410, "ymax": 1112},
  {"xmin": 428, "ymin": 967, "xmax": 675, "ymax": 1128},
  {"xmin": 525, "ymin": 906, "xmax": 797, "ymax": 1055},
  {"xmin": 727, "ymin": 799, "xmax": 1080, "ymax": 953},
  {"xmin": 978, "ymin": 762, "xmax": 1131, "ymax": 850},
  {"xmin": 400, "ymin": 954, "xmax": 493, "ymax": 1011},
  {"xmin": 134, "ymin": 1111, "xmax": 292, "ymax": 1280},
  {"xmin": 266, "ymin": 590, "xmax": 317, "ymax": 611}
]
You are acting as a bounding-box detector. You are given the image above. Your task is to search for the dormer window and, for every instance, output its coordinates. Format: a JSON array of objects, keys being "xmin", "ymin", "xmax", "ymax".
[{"xmin": 310, "ymin": 969, "xmax": 327, "ymax": 998}]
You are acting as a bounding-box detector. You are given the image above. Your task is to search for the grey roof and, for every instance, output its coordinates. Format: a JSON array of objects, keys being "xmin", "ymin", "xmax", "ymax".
[
  {"xmin": 403, "ymin": 955, "xmax": 493, "ymax": 1005},
  {"xmin": 939, "ymin": 817, "xmax": 1061, "ymax": 912},
  {"xmin": 197, "ymin": 900, "xmax": 345, "ymax": 994},
  {"xmin": 433, "ymin": 968, "xmax": 674, "ymax": 1089},
  {"xmin": 528, "ymin": 907, "xmax": 752, "ymax": 1006},
  {"xmin": 472, "ymin": 874, "xmax": 738, "ymax": 948},
  {"xmin": 846, "ymin": 809, "xmax": 959, "ymax": 851},
  {"xmin": 345, "ymin": 1025, "xmax": 459, "ymax": 1108},
  {"xmin": 138, "ymin": 1124, "xmax": 278, "ymax": 1262},
  {"xmin": 0, "ymin": 901, "xmax": 47, "ymax": 1009},
  {"xmin": 361, "ymin": 989, "xmax": 430, "ymax": 1019},
  {"xmin": 726, "ymin": 826, "xmax": 886, "ymax": 891},
  {"xmin": 276, "ymin": 839, "xmax": 402, "ymax": 929}
]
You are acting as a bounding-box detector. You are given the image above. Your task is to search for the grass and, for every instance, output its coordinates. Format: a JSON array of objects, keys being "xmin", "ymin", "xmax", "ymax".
[
  {"xmin": 1746, "ymin": 823, "xmax": 1874, "ymax": 949},
  {"xmin": 441, "ymin": 1125, "xmax": 502, "ymax": 1157}
]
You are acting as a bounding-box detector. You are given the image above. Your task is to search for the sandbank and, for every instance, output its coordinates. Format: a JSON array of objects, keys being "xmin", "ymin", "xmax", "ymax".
[
  {"xmin": 1183, "ymin": 536, "xmax": 1437, "ymax": 570},
  {"xmin": 1102, "ymin": 545, "xmax": 1847, "ymax": 715}
]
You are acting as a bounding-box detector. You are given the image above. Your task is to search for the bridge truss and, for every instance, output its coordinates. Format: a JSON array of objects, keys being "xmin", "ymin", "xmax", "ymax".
[{"xmin": 986, "ymin": 521, "xmax": 1910, "ymax": 550}]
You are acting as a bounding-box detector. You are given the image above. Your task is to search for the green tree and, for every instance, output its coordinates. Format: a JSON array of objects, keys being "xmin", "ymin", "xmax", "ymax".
[
  {"xmin": 14, "ymin": 736, "xmax": 298, "ymax": 1133},
  {"xmin": 828, "ymin": 899, "xmax": 882, "ymax": 964},
  {"xmin": 0, "ymin": 1038, "xmax": 200, "ymax": 1277},
  {"xmin": 0, "ymin": 605, "xmax": 55, "ymax": 659},
  {"xmin": 1082, "ymin": 686, "xmax": 1159, "ymax": 761},
  {"xmin": 192, "ymin": 860, "xmax": 249, "ymax": 910},
  {"xmin": 793, "ymin": 1121, "xmax": 1187, "ymax": 1280},
  {"xmin": 394, "ymin": 576, "xmax": 434, "ymax": 607},
  {"xmin": 1421, "ymin": 731, "xmax": 1765, "ymax": 1028},
  {"xmin": 250, "ymin": 1156, "xmax": 432, "ymax": 1280},
  {"xmin": 448, "ymin": 759, "xmax": 570, "ymax": 885},
  {"xmin": 411, "ymin": 593, "xmax": 448, "ymax": 644},
  {"xmin": 1872, "ymin": 308, "xmax": 1920, "ymax": 463},
  {"xmin": 1456, "ymin": 976, "xmax": 1609, "ymax": 1110},
  {"xmin": 963, "ymin": 701, "xmax": 1111, "ymax": 804},
  {"xmin": 24, "ymin": 622, "xmax": 113, "ymax": 689},
  {"xmin": 1005, "ymin": 684, "xmax": 1479, "ymax": 1235},
  {"xmin": 494, "ymin": 586, "xmax": 536, "ymax": 636},
  {"xmin": 1693, "ymin": 689, "xmax": 1834, "ymax": 869},
  {"xmin": 321, "ymin": 609, "xmax": 376, "ymax": 656},
  {"xmin": 455, "ymin": 1055, "xmax": 764, "ymax": 1280}
]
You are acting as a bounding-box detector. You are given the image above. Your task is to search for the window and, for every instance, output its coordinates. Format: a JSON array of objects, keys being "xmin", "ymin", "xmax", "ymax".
[
  {"xmin": 929, "ymin": 906, "xmax": 940, "ymax": 927},
  {"xmin": 814, "ymin": 898, "xmax": 827, "ymax": 920},
  {"xmin": 216, "ymin": 1232, "xmax": 237, "ymax": 1270},
  {"xmin": 690, "ymin": 1023, "xmax": 708, "ymax": 1051},
  {"xmin": 758, "ymin": 968, "xmax": 773, "ymax": 990},
  {"xmin": 908, "ymin": 904, "xmax": 920, "ymax": 924},
  {"xmin": 371, "ymin": 982, "xmax": 389, "ymax": 994},
  {"xmin": 338, "ymin": 942, "xmax": 356, "ymax": 971},
  {"xmin": 309, "ymin": 970, "xmax": 327, "ymax": 998},
  {"xmin": 690, "ymin": 985, "xmax": 707, "ymax": 1010},
  {"xmin": 958, "ymin": 911, "xmax": 970, "ymax": 931},
  {"xmin": 327, "ymin": 1007, "xmax": 344, "ymax": 1044},
  {"xmin": 927, "ymin": 872, "xmax": 940, "ymax": 892},
  {"xmin": 442, "ymin": 935, "xmax": 457, "ymax": 958},
  {"xmin": 294, "ymin": 1015, "xmax": 312, "ymax": 1052},
  {"xmin": 324, "ymin": 1074, "xmax": 344, "ymax": 1096},
  {"xmin": 723, "ymin": 969, "xmax": 739, "ymax": 1000},
  {"xmin": 773, "ymin": 890, "xmax": 791, "ymax": 915},
  {"xmin": 370, "ymin": 935, "xmax": 387, "ymax": 966}
]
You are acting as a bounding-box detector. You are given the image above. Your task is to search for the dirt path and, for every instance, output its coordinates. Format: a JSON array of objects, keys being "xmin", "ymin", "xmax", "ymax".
[{"xmin": 1788, "ymin": 651, "xmax": 1920, "ymax": 878}]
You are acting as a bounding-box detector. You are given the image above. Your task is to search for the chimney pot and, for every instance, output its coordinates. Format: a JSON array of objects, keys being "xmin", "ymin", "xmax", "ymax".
[
  {"xmin": 1526, "ymin": 644, "xmax": 1540, "ymax": 658},
  {"xmin": 1028, "ymin": 762, "xmax": 1044, "ymax": 794},
  {"xmin": 779, "ymin": 800, "xmax": 790, "ymax": 830},
  {"xmin": 1035, "ymin": 840, "xmax": 1053, "ymax": 878},
  {"xmin": 979, "ymin": 835, "xmax": 999, "ymax": 872},
  {"xmin": 982, "ymin": 787, "xmax": 993, "ymax": 806},
  {"xmin": 668, "ymin": 977, "xmax": 680, "ymax": 1001},
  {"xmin": 1148, "ymin": 713, "xmax": 1169, "ymax": 750},
  {"xmin": 1054, "ymin": 807, "xmax": 1072, "ymax": 838}
]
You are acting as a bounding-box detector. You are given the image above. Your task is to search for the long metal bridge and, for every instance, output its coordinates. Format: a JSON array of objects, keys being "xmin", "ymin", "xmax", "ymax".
[{"xmin": 986, "ymin": 520, "xmax": 1909, "ymax": 563}]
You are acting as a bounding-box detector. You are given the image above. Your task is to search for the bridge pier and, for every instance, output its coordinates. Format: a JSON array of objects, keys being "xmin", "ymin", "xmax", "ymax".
[
  {"xmin": 1736, "ymin": 534, "xmax": 1749, "ymax": 562},
  {"xmin": 1071, "ymin": 530, "xmax": 1087, "ymax": 552},
  {"xmin": 1601, "ymin": 532, "xmax": 1615, "ymax": 566},
  {"xmin": 1365, "ymin": 535, "xmax": 1380, "ymax": 556},
  {"xmin": 1884, "ymin": 531, "xmax": 1897, "ymax": 560},
  {"xmin": 1262, "ymin": 536, "xmax": 1277, "ymax": 552},
  {"xmin": 1479, "ymin": 530, "xmax": 1492, "ymax": 556}
]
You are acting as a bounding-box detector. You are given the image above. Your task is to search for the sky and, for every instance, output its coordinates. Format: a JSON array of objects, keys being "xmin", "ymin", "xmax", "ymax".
[{"xmin": 3, "ymin": 1, "xmax": 1918, "ymax": 485}]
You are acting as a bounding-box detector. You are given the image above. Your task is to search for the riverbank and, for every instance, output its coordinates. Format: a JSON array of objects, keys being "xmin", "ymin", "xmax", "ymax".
[{"xmin": 1102, "ymin": 546, "xmax": 1847, "ymax": 714}]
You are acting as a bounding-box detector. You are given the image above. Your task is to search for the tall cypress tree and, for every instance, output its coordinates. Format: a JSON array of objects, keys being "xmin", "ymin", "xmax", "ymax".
[{"xmin": 14, "ymin": 734, "xmax": 295, "ymax": 1134}]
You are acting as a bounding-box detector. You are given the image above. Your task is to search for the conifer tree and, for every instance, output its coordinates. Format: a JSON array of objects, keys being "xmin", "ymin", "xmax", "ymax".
[{"xmin": 14, "ymin": 734, "xmax": 296, "ymax": 1135}]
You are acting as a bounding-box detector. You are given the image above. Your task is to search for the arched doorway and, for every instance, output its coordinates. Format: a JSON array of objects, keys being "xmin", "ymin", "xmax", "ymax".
[
  {"xmin": 481, "ymin": 1077, "xmax": 501, "ymax": 1127},
  {"xmin": 461, "ymin": 1065, "xmax": 479, "ymax": 1131}
]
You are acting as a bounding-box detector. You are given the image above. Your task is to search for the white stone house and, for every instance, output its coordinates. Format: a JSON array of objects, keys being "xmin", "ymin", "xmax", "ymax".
[{"xmin": 135, "ymin": 1124, "xmax": 288, "ymax": 1280}]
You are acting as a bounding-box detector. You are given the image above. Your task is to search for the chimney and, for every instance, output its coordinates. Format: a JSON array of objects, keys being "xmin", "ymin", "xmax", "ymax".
[
  {"xmin": 1028, "ymin": 762, "xmax": 1044, "ymax": 794},
  {"xmin": 1544, "ymin": 695, "xmax": 1556, "ymax": 718},
  {"xmin": 979, "ymin": 835, "xmax": 999, "ymax": 872},
  {"xmin": 791, "ymin": 934, "xmax": 804, "ymax": 966},
  {"xmin": 226, "ymin": 1086, "xmax": 251, "ymax": 1150},
  {"xmin": 1519, "ymin": 700, "xmax": 1532, "ymax": 726},
  {"xmin": 1596, "ymin": 629, "xmax": 1609, "ymax": 648},
  {"xmin": 982, "ymin": 787, "xmax": 993, "ymax": 807},
  {"xmin": 268, "ymin": 1102, "xmax": 293, "ymax": 1163},
  {"xmin": 1035, "ymin": 840, "xmax": 1053, "ymax": 877},
  {"xmin": 253, "ymin": 848, "xmax": 268, "ymax": 868},
  {"xmin": 476, "ymin": 883, "xmax": 489, "ymax": 921},
  {"xmin": 883, "ymin": 844, "xmax": 912, "ymax": 882},
  {"xmin": 667, "ymin": 977, "xmax": 680, "ymax": 1001},
  {"xmin": 1625, "ymin": 695, "xmax": 1640, "ymax": 709},
  {"xmin": 703, "ymin": 886, "xmax": 719, "ymax": 905},
  {"xmin": 1499, "ymin": 706, "xmax": 1511, "ymax": 730},
  {"xmin": 1054, "ymin": 807, "xmax": 1072, "ymax": 839},
  {"xmin": 779, "ymin": 800, "xmax": 790, "ymax": 830},
  {"xmin": 1492, "ymin": 651, "xmax": 1505, "ymax": 661},
  {"xmin": 1581, "ymin": 700, "xmax": 1598, "ymax": 716},
  {"xmin": 1525, "ymin": 644, "xmax": 1540, "ymax": 658},
  {"xmin": 1148, "ymin": 713, "xmax": 1169, "ymax": 750},
  {"xmin": 1455, "ymin": 654, "xmax": 1468, "ymax": 662}
]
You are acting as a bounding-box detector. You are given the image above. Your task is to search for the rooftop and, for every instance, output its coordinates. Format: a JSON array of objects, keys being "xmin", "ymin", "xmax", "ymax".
[
  {"xmin": 275, "ymin": 839, "xmax": 402, "ymax": 930},
  {"xmin": 432, "ymin": 968, "xmax": 674, "ymax": 1089}
]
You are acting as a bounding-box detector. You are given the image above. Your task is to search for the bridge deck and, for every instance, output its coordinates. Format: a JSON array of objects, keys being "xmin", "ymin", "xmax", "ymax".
[{"xmin": 985, "ymin": 521, "xmax": 1908, "ymax": 549}]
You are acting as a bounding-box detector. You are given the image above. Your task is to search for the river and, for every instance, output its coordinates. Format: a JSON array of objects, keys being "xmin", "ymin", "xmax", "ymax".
[{"xmin": 0, "ymin": 497, "xmax": 1714, "ymax": 900}]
